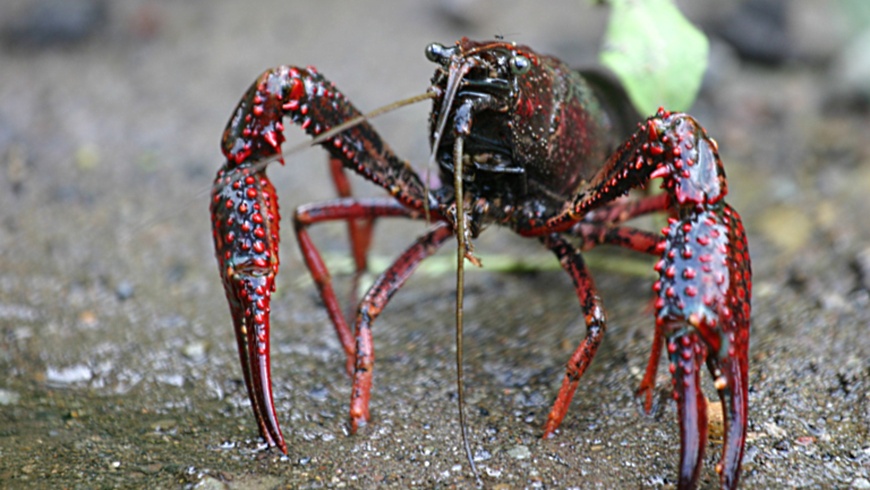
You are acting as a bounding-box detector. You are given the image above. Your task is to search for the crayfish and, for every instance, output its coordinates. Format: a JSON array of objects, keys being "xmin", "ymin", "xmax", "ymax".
[{"xmin": 211, "ymin": 38, "xmax": 751, "ymax": 489}]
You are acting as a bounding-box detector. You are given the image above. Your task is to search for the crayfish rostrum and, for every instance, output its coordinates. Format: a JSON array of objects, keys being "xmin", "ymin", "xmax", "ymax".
[{"xmin": 211, "ymin": 38, "xmax": 751, "ymax": 489}]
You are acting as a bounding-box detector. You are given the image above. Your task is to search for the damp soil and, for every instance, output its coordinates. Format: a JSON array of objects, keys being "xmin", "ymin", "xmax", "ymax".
[{"xmin": 0, "ymin": 1, "xmax": 868, "ymax": 488}]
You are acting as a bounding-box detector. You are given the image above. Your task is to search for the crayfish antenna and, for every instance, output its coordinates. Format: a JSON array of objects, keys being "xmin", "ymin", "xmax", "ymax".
[
  {"xmin": 452, "ymin": 135, "xmax": 481, "ymax": 485},
  {"xmin": 308, "ymin": 92, "xmax": 436, "ymax": 151},
  {"xmin": 430, "ymin": 55, "xmax": 482, "ymax": 485}
]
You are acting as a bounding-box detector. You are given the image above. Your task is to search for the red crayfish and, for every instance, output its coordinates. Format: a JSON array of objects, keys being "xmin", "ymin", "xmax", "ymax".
[{"xmin": 211, "ymin": 38, "xmax": 751, "ymax": 489}]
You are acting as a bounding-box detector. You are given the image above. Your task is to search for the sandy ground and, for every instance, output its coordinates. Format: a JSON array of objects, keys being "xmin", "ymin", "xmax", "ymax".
[{"xmin": 0, "ymin": 1, "xmax": 868, "ymax": 488}]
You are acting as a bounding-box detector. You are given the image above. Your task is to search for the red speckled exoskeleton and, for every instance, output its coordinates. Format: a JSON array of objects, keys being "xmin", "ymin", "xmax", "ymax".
[{"xmin": 211, "ymin": 38, "xmax": 751, "ymax": 489}]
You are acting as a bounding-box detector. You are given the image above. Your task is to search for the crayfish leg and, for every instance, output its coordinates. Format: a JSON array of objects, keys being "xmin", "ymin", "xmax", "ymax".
[
  {"xmin": 328, "ymin": 156, "xmax": 376, "ymax": 311},
  {"xmin": 636, "ymin": 320, "xmax": 665, "ymax": 415},
  {"xmin": 347, "ymin": 223, "xmax": 453, "ymax": 433},
  {"xmin": 293, "ymin": 198, "xmax": 419, "ymax": 377},
  {"xmin": 539, "ymin": 233, "xmax": 607, "ymax": 438}
]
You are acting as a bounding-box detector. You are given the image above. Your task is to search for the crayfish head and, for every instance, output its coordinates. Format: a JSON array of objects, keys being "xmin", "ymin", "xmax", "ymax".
[
  {"xmin": 426, "ymin": 38, "xmax": 541, "ymax": 203},
  {"xmin": 428, "ymin": 38, "xmax": 620, "ymax": 206}
]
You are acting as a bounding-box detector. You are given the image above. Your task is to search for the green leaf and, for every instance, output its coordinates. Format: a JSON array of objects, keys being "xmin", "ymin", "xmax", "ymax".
[{"xmin": 599, "ymin": 0, "xmax": 709, "ymax": 115}]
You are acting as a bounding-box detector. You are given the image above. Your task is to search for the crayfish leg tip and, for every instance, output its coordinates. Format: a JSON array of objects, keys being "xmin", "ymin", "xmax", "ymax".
[
  {"xmin": 634, "ymin": 387, "xmax": 656, "ymax": 415},
  {"xmin": 349, "ymin": 416, "xmax": 367, "ymax": 434}
]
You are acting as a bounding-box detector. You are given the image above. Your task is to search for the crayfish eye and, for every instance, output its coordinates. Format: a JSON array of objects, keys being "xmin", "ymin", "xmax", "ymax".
[
  {"xmin": 426, "ymin": 42, "xmax": 450, "ymax": 65},
  {"xmin": 509, "ymin": 54, "xmax": 531, "ymax": 75}
]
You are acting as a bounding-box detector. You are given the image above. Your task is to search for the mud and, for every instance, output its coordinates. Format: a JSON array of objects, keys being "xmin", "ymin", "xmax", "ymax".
[{"xmin": 0, "ymin": 1, "xmax": 868, "ymax": 488}]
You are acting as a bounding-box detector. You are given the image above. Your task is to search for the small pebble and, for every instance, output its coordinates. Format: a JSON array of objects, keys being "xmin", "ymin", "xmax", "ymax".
[
  {"xmin": 0, "ymin": 388, "xmax": 21, "ymax": 405},
  {"xmin": 78, "ymin": 311, "xmax": 98, "ymax": 327},
  {"xmin": 707, "ymin": 399, "xmax": 724, "ymax": 441},
  {"xmin": 507, "ymin": 444, "xmax": 531, "ymax": 459},
  {"xmin": 307, "ymin": 385, "xmax": 328, "ymax": 402},
  {"xmin": 115, "ymin": 281, "xmax": 134, "ymax": 301},
  {"xmin": 852, "ymin": 477, "xmax": 870, "ymax": 489},
  {"xmin": 46, "ymin": 364, "xmax": 93, "ymax": 384},
  {"xmin": 795, "ymin": 435, "xmax": 816, "ymax": 446},
  {"xmin": 194, "ymin": 475, "xmax": 228, "ymax": 490},
  {"xmin": 473, "ymin": 448, "xmax": 492, "ymax": 461},
  {"xmin": 150, "ymin": 419, "xmax": 177, "ymax": 432},
  {"xmin": 138, "ymin": 463, "xmax": 163, "ymax": 474},
  {"xmin": 182, "ymin": 341, "xmax": 208, "ymax": 363},
  {"xmin": 155, "ymin": 373, "xmax": 184, "ymax": 387}
]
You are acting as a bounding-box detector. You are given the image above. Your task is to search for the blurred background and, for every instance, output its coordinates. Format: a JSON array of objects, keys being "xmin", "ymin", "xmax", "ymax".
[{"xmin": 0, "ymin": 0, "xmax": 868, "ymax": 488}]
